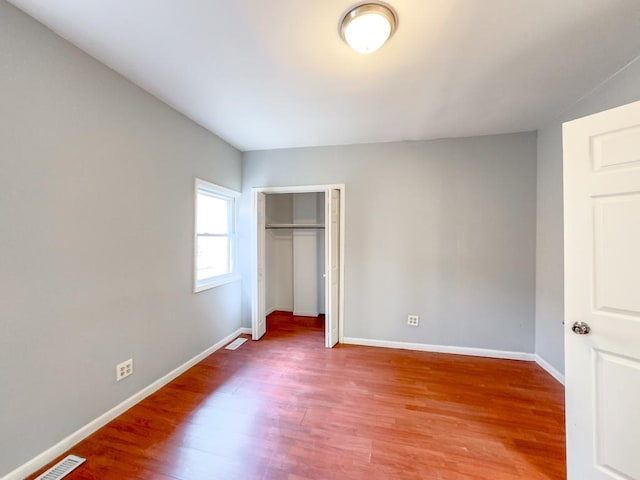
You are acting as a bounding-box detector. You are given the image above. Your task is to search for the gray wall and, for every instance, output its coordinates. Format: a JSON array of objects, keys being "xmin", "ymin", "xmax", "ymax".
[
  {"xmin": 535, "ymin": 56, "xmax": 640, "ymax": 375},
  {"xmin": 265, "ymin": 194, "xmax": 294, "ymax": 313},
  {"xmin": 0, "ymin": 2, "xmax": 242, "ymax": 476},
  {"xmin": 241, "ymin": 133, "xmax": 537, "ymax": 352}
]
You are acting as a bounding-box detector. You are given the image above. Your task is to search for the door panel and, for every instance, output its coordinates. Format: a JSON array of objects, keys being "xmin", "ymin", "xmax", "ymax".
[
  {"xmin": 591, "ymin": 125, "xmax": 640, "ymax": 172},
  {"xmin": 253, "ymin": 191, "xmax": 266, "ymax": 340},
  {"xmin": 594, "ymin": 350, "xmax": 640, "ymax": 479},
  {"xmin": 563, "ymin": 100, "xmax": 640, "ymax": 479},
  {"xmin": 325, "ymin": 188, "xmax": 340, "ymax": 348},
  {"xmin": 594, "ymin": 194, "xmax": 640, "ymax": 315}
]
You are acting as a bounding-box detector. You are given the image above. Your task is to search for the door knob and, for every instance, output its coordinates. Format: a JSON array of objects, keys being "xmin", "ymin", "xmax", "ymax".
[{"xmin": 571, "ymin": 321, "xmax": 591, "ymax": 335}]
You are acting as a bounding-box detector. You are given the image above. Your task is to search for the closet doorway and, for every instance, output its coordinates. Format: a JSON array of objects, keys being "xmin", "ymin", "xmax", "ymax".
[{"xmin": 251, "ymin": 185, "xmax": 344, "ymax": 348}]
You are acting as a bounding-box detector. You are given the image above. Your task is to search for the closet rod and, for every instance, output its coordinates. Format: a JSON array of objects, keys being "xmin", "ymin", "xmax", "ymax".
[{"xmin": 265, "ymin": 224, "xmax": 325, "ymax": 230}]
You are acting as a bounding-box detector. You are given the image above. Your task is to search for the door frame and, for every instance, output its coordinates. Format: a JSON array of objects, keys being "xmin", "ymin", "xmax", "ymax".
[{"xmin": 251, "ymin": 184, "xmax": 346, "ymax": 345}]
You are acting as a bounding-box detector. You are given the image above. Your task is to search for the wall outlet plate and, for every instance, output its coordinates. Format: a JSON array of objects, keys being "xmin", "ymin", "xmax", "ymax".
[
  {"xmin": 407, "ymin": 315, "xmax": 419, "ymax": 327},
  {"xmin": 116, "ymin": 358, "xmax": 133, "ymax": 381}
]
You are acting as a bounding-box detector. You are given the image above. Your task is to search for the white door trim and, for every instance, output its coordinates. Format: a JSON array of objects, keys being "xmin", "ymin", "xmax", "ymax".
[{"xmin": 251, "ymin": 185, "xmax": 346, "ymax": 345}]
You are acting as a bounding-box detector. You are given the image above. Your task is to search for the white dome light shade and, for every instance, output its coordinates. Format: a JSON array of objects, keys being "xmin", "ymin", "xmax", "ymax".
[{"xmin": 340, "ymin": 3, "xmax": 397, "ymax": 54}]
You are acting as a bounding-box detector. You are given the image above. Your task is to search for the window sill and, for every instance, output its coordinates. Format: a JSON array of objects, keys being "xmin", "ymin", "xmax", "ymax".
[{"xmin": 194, "ymin": 274, "xmax": 241, "ymax": 293}]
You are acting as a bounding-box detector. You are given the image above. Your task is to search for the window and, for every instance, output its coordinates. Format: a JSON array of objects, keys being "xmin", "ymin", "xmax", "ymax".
[{"xmin": 194, "ymin": 179, "xmax": 238, "ymax": 292}]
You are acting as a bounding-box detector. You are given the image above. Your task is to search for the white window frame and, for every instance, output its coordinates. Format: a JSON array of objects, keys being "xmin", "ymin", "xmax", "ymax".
[{"xmin": 194, "ymin": 178, "xmax": 239, "ymax": 292}]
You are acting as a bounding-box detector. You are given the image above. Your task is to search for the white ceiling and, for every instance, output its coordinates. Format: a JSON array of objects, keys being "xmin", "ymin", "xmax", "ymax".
[{"xmin": 8, "ymin": 0, "xmax": 640, "ymax": 151}]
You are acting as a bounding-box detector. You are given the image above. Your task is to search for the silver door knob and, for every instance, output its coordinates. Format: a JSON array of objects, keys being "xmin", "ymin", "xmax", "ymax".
[{"xmin": 571, "ymin": 321, "xmax": 591, "ymax": 335}]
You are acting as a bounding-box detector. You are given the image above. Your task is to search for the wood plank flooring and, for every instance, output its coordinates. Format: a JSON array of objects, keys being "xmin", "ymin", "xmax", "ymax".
[{"xmin": 28, "ymin": 311, "xmax": 566, "ymax": 479}]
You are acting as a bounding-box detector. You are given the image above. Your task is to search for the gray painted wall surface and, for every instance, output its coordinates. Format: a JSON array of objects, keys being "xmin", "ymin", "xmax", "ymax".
[
  {"xmin": 0, "ymin": 2, "xmax": 242, "ymax": 476},
  {"xmin": 535, "ymin": 56, "xmax": 640, "ymax": 375},
  {"xmin": 241, "ymin": 133, "xmax": 537, "ymax": 353}
]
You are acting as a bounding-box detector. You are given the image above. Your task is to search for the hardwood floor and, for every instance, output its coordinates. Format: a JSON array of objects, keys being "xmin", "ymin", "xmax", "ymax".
[{"xmin": 28, "ymin": 312, "xmax": 566, "ymax": 479}]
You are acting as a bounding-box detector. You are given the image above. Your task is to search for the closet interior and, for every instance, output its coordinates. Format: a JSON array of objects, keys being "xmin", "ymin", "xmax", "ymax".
[{"xmin": 265, "ymin": 192, "xmax": 326, "ymax": 321}]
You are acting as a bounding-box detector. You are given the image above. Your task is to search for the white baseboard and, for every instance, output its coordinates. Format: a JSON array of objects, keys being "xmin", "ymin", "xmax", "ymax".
[
  {"xmin": 342, "ymin": 338, "xmax": 565, "ymax": 385},
  {"xmin": 2, "ymin": 328, "xmax": 249, "ymax": 480},
  {"xmin": 293, "ymin": 310, "xmax": 319, "ymax": 318},
  {"xmin": 238, "ymin": 327, "xmax": 251, "ymax": 335},
  {"xmin": 535, "ymin": 354, "xmax": 565, "ymax": 385},
  {"xmin": 342, "ymin": 337, "xmax": 535, "ymax": 361},
  {"xmin": 265, "ymin": 307, "xmax": 293, "ymax": 316}
]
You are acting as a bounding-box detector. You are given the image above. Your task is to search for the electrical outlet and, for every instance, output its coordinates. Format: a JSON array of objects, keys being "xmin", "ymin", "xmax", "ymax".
[
  {"xmin": 407, "ymin": 315, "xmax": 419, "ymax": 327},
  {"xmin": 116, "ymin": 358, "xmax": 133, "ymax": 381}
]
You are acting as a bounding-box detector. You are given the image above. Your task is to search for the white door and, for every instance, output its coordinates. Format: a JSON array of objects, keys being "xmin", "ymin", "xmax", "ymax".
[
  {"xmin": 252, "ymin": 191, "xmax": 267, "ymax": 340},
  {"xmin": 563, "ymin": 100, "xmax": 640, "ymax": 479},
  {"xmin": 325, "ymin": 188, "xmax": 340, "ymax": 347}
]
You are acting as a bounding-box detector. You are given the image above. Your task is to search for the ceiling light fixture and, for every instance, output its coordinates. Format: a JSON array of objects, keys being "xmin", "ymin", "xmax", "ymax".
[{"xmin": 340, "ymin": 2, "xmax": 397, "ymax": 54}]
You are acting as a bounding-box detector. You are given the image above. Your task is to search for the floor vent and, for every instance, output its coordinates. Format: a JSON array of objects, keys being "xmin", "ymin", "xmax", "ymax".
[
  {"xmin": 225, "ymin": 337, "xmax": 248, "ymax": 350},
  {"xmin": 35, "ymin": 455, "xmax": 86, "ymax": 480}
]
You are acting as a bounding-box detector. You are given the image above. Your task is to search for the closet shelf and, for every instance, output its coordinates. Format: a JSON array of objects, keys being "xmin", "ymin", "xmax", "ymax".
[{"xmin": 266, "ymin": 223, "xmax": 325, "ymax": 229}]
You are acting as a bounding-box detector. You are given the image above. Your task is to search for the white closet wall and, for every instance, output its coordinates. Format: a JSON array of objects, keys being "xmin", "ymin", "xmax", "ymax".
[
  {"xmin": 316, "ymin": 195, "xmax": 326, "ymax": 315},
  {"xmin": 265, "ymin": 194, "xmax": 293, "ymax": 314},
  {"xmin": 265, "ymin": 192, "xmax": 325, "ymax": 317},
  {"xmin": 293, "ymin": 193, "xmax": 319, "ymax": 316}
]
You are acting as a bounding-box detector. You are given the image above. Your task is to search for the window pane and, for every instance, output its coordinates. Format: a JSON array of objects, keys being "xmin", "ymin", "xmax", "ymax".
[
  {"xmin": 197, "ymin": 193, "xmax": 229, "ymax": 234},
  {"xmin": 196, "ymin": 235, "xmax": 230, "ymax": 280},
  {"xmin": 194, "ymin": 180, "xmax": 238, "ymax": 291}
]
